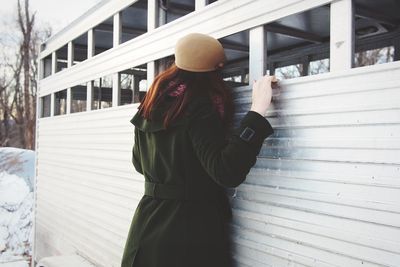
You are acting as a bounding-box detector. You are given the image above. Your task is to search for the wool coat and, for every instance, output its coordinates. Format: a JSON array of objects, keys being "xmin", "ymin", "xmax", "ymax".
[{"xmin": 121, "ymin": 95, "xmax": 274, "ymax": 267}]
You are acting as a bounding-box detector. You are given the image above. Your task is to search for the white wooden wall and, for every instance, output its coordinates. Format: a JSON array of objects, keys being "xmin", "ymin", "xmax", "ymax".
[
  {"xmin": 34, "ymin": 0, "xmax": 400, "ymax": 266},
  {"xmin": 35, "ymin": 103, "xmax": 142, "ymax": 265},
  {"xmin": 229, "ymin": 61, "xmax": 400, "ymax": 267}
]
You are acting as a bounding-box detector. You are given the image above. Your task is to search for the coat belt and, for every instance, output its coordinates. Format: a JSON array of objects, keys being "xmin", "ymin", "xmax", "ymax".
[{"xmin": 144, "ymin": 181, "xmax": 221, "ymax": 201}]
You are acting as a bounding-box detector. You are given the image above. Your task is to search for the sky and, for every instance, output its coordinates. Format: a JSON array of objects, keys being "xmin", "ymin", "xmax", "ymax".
[{"xmin": 0, "ymin": 0, "xmax": 102, "ymax": 44}]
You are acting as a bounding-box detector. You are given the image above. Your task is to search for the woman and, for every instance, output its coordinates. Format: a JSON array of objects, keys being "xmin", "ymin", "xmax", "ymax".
[{"xmin": 121, "ymin": 33, "xmax": 275, "ymax": 267}]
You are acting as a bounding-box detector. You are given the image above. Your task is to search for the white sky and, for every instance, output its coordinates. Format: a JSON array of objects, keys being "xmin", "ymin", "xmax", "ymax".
[{"xmin": 0, "ymin": 0, "xmax": 102, "ymax": 43}]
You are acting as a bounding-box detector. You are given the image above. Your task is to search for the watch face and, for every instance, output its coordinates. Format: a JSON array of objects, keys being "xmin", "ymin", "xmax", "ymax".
[{"xmin": 240, "ymin": 127, "xmax": 255, "ymax": 142}]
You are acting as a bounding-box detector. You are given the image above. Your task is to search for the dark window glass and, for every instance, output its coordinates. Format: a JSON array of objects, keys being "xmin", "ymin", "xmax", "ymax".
[
  {"xmin": 353, "ymin": 0, "xmax": 399, "ymax": 68},
  {"xmin": 93, "ymin": 75, "xmax": 113, "ymax": 109},
  {"xmin": 219, "ymin": 29, "xmax": 250, "ymax": 87},
  {"xmin": 73, "ymin": 33, "xmax": 88, "ymax": 65},
  {"xmin": 121, "ymin": 0, "xmax": 148, "ymax": 44},
  {"xmin": 71, "ymin": 83, "xmax": 87, "ymax": 113},
  {"xmin": 54, "ymin": 89, "xmax": 67, "ymax": 116},
  {"xmin": 40, "ymin": 94, "xmax": 51, "ymax": 118},
  {"xmin": 158, "ymin": 0, "xmax": 195, "ymax": 27},
  {"xmin": 94, "ymin": 16, "xmax": 113, "ymax": 56},
  {"xmin": 263, "ymin": 4, "xmax": 330, "ymax": 80},
  {"xmin": 56, "ymin": 44, "xmax": 68, "ymax": 72},
  {"xmin": 42, "ymin": 54, "xmax": 52, "ymax": 78},
  {"xmin": 120, "ymin": 64, "xmax": 148, "ymax": 105}
]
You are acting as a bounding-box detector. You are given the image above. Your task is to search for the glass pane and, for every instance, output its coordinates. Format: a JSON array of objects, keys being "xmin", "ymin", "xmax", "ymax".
[
  {"xmin": 54, "ymin": 89, "xmax": 67, "ymax": 116},
  {"xmin": 354, "ymin": 46, "xmax": 394, "ymax": 67},
  {"xmin": 42, "ymin": 54, "xmax": 52, "ymax": 78},
  {"xmin": 219, "ymin": 29, "xmax": 250, "ymax": 87},
  {"xmin": 120, "ymin": 63, "xmax": 148, "ymax": 105},
  {"xmin": 73, "ymin": 33, "xmax": 88, "ymax": 65},
  {"xmin": 41, "ymin": 94, "xmax": 51, "ymax": 118},
  {"xmin": 56, "ymin": 44, "xmax": 68, "ymax": 72},
  {"xmin": 71, "ymin": 83, "xmax": 87, "ymax": 113},
  {"xmin": 94, "ymin": 16, "xmax": 113, "ymax": 56},
  {"xmin": 353, "ymin": 0, "xmax": 399, "ymax": 68},
  {"xmin": 158, "ymin": 0, "xmax": 195, "ymax": 27},
  {"xmin": 121, "ymin": 0, "xmax": 148, "ymax": 44},
  {"xmin": 263, "ymin": 4, "xmax": 330, "ymax": 79},
  {"xmin": 93, "ymin": 75, "xmax": 113, "ymax": 109}
]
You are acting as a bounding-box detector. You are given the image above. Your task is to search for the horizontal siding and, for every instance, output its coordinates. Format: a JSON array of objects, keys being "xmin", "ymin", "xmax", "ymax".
[
  {"xmin": 35, "ymin": 61, "xmax": 400, "ymax": 267},
  {"xmin": 229, "ymin": 61, "xmax": 400, "ymax": 267},
  {"xmin": 35, "ymin": 104, "xmax": 142, "ymax": 266}
]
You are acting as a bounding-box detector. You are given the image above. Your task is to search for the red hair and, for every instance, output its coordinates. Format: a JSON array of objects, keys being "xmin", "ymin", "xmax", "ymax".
[{"xmin": 137, "ymin": 61, "xmax": 234, "ymax": 134}]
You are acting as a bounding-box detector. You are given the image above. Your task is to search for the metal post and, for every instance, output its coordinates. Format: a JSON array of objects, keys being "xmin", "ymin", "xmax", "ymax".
[
  {"xmin": 148, "ymin": 0, "xmax": 158, "ymax": 30},
  {"xmin": 147, "ymin": 62, "xmax": 155, "ymax": 90},
  {"xmin": 113, "ymin": 12, "xmax": 122, "ymax": 47},
  {"xmin": 67, "ymin": 41, "xmax": 74, "ymax": 68},
  {"xmin": 195, "ymin": 0, "xmax": 207, "ymax": 10},
  {"xmin": 158, "ymin": 0, "xmax": 167, "ymax": 27},
  {"xmin": 112, "ymin": 73, "xmax": 120, "ymax": 107},
  {"xmin": 87, "ymin": 81, "xmax": 93, "ymax": 111},
  {"xmin": 50, "ymin": 93, "xmax": 55, "ymax": 116},
  {"xmin": 88, "ymin": 29, "xmax": 95, "ymax": 58},
  {"xmin": 249, "ymin": 25, "xmax": 267, "ymax": 84},
  {"xmin": 147, "ymin": 0, "xmax": 158, "ymax": 91},
  {"xmin": 330, "ymin": 0, "xmax": 355, "ymax": 71},
  {"xmin": 39, "ymin": 57, "xmax": 44, "ymax": 80},
  {"xmin": 66, "ymin": 87, "xmax": 71, "ymax": 114},
  {"xmin": 51, "ymin": 51, "xmax": 56, "ymax": 74}
]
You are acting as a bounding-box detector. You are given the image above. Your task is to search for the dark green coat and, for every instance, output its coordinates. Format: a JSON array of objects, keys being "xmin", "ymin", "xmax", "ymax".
[{"xmin": 121, "ymin": 95, "xmax": 274, "ymax": 267}]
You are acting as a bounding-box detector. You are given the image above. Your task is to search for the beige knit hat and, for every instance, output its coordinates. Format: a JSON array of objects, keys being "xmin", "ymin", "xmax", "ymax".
[{"xmin": 174, "ymin": 33, "xmax": 226, "ymax": 72}]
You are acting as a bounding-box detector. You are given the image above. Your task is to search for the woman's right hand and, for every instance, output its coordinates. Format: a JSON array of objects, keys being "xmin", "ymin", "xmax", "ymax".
[{"xmin": 250, "ymin": 75, "xmax": 277, "ymax": 117}]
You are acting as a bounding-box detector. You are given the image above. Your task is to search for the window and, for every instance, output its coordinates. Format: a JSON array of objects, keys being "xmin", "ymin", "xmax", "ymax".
[
  {"xmin": 73, "ymin": 33, "xmax": 88, "ymax": 65},
  {"xmin": 94, "ymin": 16, "xmax": 113, "ymax": 56},
  {"xmin": 158, "ymin": 0, "xmax": 195, "ymax": 27},
  {"xmin": 353, "ymin": 0, "xmax": 399, "ymax": 68},
  {"xmin": 274, "ymin": 64, "xmax": 302, "ymax": 80},
  {"xmin": 54, "ymin": 89, "xmax": 67, "ymax": 116},
  {"xmin": 40, "ymin": 94, "xmax": 51, "ymax": 118},
  {"xmin": 219, "ymin": 29, "xmax": 250, "ymax": 87},
  {"xmin": 309, "ymin": 58, "xmax": 330, "ymax": 76},
  {"xmin": 71, "ymin": 83, "xmax": 87, "ymax": 113},
  {"xmin": 56, "ymin": 44, "xmax": 68, "ymax": 73},
  {"xmin": 354, "ymin": 47, "xmax": 394, "ymax": 67},
  {"xmin": 42, "ymin": 54, "xmax": 52, "ymax": 78},
  {"xmin": 262, "ymin": 4, "xmax": 330, "ymax": 79},
  {"xmin": 93, "ymin": 75, "xmax": 113, "ymax": 109},
  {"xmin": 121, "ymin": 0, "xmax": 148, "ymax": 44},
  {"xmin": 119, "ymin": 64, "xmax": 148, "ymax": 105},
  {"xmin": 155, "ymin": 55, "xmax": 175, "ymax": 76}
]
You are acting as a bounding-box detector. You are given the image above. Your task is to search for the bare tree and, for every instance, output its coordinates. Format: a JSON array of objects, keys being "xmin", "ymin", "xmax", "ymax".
[
  {"xmin": 0, "ymin": 0, "xmax": 52, "ymax": 149},
  {"xmin": 17, "ymin": 0, "xmax": 35, "ymax": 149},
  {"xmin": 355, "ymin": 46, "xmax": 394, "ymax": 67},
  {"xmin": 0, "ymin": 69, "xmax": 13, "ymax": 146}
]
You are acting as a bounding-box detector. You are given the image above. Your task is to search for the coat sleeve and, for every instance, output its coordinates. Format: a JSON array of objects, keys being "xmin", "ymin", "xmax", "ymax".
[
  {"xmin": 187, "ymin": 99, "xmax": 274, "ymax": 188},
  {"xmin": 132, "ymin": 127, "xmax": 143, "ymax": 174}
]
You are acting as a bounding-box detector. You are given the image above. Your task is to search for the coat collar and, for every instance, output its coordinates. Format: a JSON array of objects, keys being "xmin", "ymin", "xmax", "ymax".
[{"xmin": 130, "ymin": 98, "xmax": 187, "ymax": 132}]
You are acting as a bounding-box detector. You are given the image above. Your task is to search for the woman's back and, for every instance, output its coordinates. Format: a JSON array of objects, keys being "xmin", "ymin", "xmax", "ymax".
[
  {"xmin": 124, "ymin": 95, "xmax": 236, "ymax": 267},
  {"xmin": 121, "ymin": 32, "xmax": 275, "ymax": 267}
]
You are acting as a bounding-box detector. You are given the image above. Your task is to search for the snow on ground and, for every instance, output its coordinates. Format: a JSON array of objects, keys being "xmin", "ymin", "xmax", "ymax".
[
  {"xmin": 0, "ymin": 260, "xmax": 29, "ymax": 267},
  {"xmin": 0, "ymin": 147, "xmax": 35, "ymax": 266}
]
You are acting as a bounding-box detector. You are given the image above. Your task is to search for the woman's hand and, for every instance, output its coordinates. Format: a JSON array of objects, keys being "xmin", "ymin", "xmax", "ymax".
[{"xmin": 250, "ymin": 75, "xmax": 278, "ymax": 117}]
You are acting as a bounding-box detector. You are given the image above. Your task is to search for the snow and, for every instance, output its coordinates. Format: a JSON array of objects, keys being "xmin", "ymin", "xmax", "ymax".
[
  {"xmin": 0, "ymin": 261, "xmax": 29, "ymax": 267},
  {"xmin": 0, "ymin": 147, "xmax": 35, "ymax": 266}
]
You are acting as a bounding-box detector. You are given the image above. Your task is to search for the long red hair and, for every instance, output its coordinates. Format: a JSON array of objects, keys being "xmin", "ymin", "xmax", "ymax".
[{"xmin": 137, "ymin": 61, "xmax": 234, "ymax": 134}]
